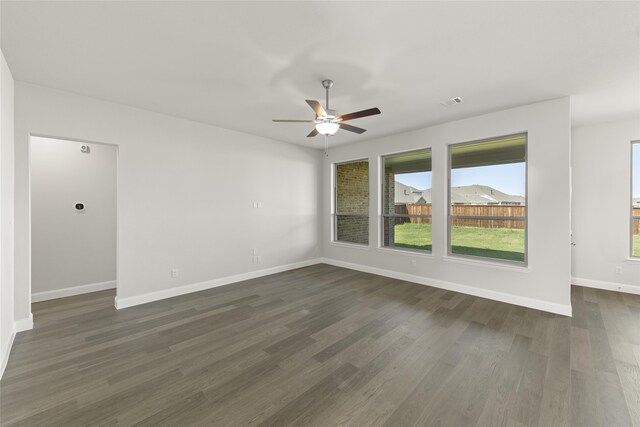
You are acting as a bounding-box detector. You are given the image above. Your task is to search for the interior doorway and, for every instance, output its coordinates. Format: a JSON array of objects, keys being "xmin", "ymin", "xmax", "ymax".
[{"xmin": 29, "ymin": 135, "xmax": 118, "ymax": 305}]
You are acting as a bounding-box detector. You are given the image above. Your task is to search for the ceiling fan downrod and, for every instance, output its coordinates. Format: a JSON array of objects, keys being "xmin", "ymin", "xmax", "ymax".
[{"xmin": 322, "ymin": 79, "xmax": 333, "ymax": 111}]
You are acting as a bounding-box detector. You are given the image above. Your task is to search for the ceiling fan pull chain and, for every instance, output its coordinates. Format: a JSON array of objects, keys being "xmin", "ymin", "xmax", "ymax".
[{"xmin": 324, "ymin": 135, "xmax": 329, "ymax": 157}]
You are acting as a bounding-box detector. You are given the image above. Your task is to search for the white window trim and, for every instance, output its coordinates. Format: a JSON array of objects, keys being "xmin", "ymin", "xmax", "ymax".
[
  {"xmin": 631, "ymin": 141, "xmax": 639, "ymax": 258},
  {"xmin": 380, "ymin": 148, "xmax": 433, "ymax": 254},
  {"xmin": 332, "ymin": 158, "xmax": 370, "ymax": 246},
  {"xmin": 446, "ymin": 132, "xmax": 529, "ymax": 266}
]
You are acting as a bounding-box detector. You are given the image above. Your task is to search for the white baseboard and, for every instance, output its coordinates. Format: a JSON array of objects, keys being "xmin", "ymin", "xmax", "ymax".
[
  {"xmin": 15, "ymin": 314, "xmax": 33, "ymax": 332},
  {"xmin": 2, "ymin": 314, "xmax": 34, "ymax": 379},
  {"xmin": 114, "ymin": 258, "xmax": 323, "ymax": 309},
  {"xmin": 322, "ymin": 258, "xmax": 572, "ymax": 316},
  {"xmin": 0, "ymin": 330, "xmax": 16, "ymax": 380},
  {"xmin": 32, "ymin": 280, "xmax": 117, "ymax": 303},
  {"xmin": 572, "ymin": 277, "xmax": 640, "ymax": 295}
]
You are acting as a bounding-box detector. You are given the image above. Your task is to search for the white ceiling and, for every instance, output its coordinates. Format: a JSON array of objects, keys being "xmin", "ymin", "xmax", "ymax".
[{"xmin": 1, "ymin": 1, "xmax": 639, "ymax": 148}]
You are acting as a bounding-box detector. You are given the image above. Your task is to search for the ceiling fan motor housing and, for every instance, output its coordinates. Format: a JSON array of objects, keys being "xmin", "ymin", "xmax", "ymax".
[{"xmin": 319, "ymin": 109, "xmax": 336, "ymax": 120}]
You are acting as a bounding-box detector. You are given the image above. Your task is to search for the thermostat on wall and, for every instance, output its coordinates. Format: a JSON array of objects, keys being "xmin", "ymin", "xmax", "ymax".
[
  {"xmin": 80, "ymin": 145, "xmax": 90, "ymax": 153},
  {"xmin": 75, "ymin": 203, "xmax": 85, "ymax": 213}
]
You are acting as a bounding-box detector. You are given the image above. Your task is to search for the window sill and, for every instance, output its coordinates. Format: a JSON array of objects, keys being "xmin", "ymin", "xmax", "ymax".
[
  {"xmin": 376, "ymin": 247, "xmax": 434, "ymax": 258},
  {"xmin": 329, "ymin": 241, "xmax": 371, "ymax": 251},
  {"xmin": 625, "ymin": 257, "xmax": 640, "ymax": 263},
  {"xmin": 442, "ymin": 255, "xmax": 530, "ymax": 272}
]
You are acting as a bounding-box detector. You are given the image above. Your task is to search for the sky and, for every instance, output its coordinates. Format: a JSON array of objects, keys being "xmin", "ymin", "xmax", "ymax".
[
  {"xmin": 394, "ymin": 162, "xmax": 526, "ymax": 196},
  {"xmin": 634, "ymin": 143, "xmax": 640, "ymax": 198},
  {"xmin": 395, "ymin": 171, "xmax": 432, "ymax": 191}
]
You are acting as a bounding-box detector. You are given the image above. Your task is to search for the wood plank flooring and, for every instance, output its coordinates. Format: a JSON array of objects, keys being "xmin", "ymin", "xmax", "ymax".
[{"xmin": 1, "ymin": 264, "xmax": 639, "ymax": 426}]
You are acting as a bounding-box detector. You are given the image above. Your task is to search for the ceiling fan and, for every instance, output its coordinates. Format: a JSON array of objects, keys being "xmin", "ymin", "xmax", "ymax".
[{"xmin": 273, "ymin": 79, "xmax": 381, "ymax": 138}]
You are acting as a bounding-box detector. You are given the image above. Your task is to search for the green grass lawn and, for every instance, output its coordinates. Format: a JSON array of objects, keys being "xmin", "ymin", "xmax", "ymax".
[
  {"xmin": 392, "ymin": 223, "xmax": 432, "ymax": 251},
  {"xmin": 393, "ymin": 222, "xmax": 525, "ymax": 262},
  {"xmin": 635, "ymin": 234, "xmax": 640, "ymax": 257}
]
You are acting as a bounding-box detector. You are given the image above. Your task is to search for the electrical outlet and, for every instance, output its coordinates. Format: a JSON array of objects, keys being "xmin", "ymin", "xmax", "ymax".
[
  {"xmin": 257, "ymin": 255, "xmax": 262, "ymax": 263},
  {"xmin": 615, "ymin": 266, "xmax": 623, "ymax": 274},
  {"xmin": 252, "ymin": 248, "xmax": 258, "ymax": 255},
  {"xmin": 171, "ymin": 269, "xmax": 179, "ymax": 278}
]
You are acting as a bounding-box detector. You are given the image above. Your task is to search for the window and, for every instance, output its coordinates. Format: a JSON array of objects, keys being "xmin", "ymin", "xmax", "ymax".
[
  {"xmin": 632, "ymin": 142, "xmax": 639, "ymax": 257},
  {"xmin": 382, "ymin": 149, "xmax": 432, "ymax": 252},
  {"xmin": 334, "ymin": 160, "xmax": 369, "ymax": 245},
  {"xmin": 448, "ymin": 133, "xmax": 527, "ymax": 263}
]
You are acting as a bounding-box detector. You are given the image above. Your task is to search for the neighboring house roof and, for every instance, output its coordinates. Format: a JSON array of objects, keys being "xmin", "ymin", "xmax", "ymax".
[
  {"xmin": 634, "ymin": 197, "xmax": 640, "ymax": 208},
  {"xmin": 421, "ymin": 188, "xmax": 432, "ymax": 204},
  {"xmin": 451, "ymin": 184, "xmax": 525, "ymax": 205},
  {"xmin": 414, "ymin": 196, "xmax": 428, "ymax": 205},
  {"xmin": 394, "ymin": 181, "xmax": 423, "ymax": 204},
  {"xmin": 393, "ymin": 182, "xmax": 525, "ymax": 205}
]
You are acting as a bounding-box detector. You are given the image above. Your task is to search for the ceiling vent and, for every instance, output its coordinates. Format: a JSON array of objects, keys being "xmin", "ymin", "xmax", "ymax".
[{"xmin": 440, "ymin": 97, "xmax": 463, "ymax": 107}]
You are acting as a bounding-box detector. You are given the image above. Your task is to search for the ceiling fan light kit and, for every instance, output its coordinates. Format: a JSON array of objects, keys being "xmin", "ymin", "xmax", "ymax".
[
  {"xmin": 315, "ymin": 121, "xmax": 340, "ymax": 135},
  {"xmin": 273, "ymin": 79, "xmax": 381, "ymax": 140}
]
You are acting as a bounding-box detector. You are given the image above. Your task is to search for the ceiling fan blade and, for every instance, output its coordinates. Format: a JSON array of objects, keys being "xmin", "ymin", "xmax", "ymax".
[
  {"xmin": 337, "ymin": 107, "xmax": 381, "ymax": 122},
  {"xmin": 339, "ymin": 123, "xmax": 367, "ymax": 134},
  {"xmin": 272, "ymin": 119, "xmax": 314, "ymax": 122},
  {"xmin": 306, "ymin": 100, "xmax": 327, "ymax": 117},
  {"xmin": 307, "ymin": 128, "xmax": 319, "ymax": 138}
]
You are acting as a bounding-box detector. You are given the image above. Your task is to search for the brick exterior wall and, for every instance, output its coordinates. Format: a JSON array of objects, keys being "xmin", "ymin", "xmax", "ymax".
[
  {"xmin": 336, "ymin": 161, "xmax": 369, "ymax": 244},
  {"xmin": 383, "ymin": 167, "xmax": 395, "ymax": 246}
]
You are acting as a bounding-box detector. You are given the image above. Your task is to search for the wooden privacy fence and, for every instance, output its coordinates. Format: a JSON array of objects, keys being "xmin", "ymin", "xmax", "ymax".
[
  {"xmin": 399, "ymin": 204, "xmax": 526, "ymax": 229},
  {"xmin": 402, "ymin": 204, "xmax": 431, "ymax": 224},
  {"xmin": 397, "ymin": 205, "xmax": 640, "ymax": 232},
  {"xmin": 450, "ymin": 205, "xmax": 525, "ymax": 230}
]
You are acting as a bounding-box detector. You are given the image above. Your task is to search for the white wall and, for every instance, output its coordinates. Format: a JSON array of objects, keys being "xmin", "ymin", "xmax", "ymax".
[
  {"xmin": 30, "ymin": 136, "xmax": 117, "ymax": 298},
  {"xmin": 13, "ymin": 82, "xmax": 321, "ymax": 320},
  {"xmin": 322, "ymin": 98, "xmax": 572, "ymax": 315},
  {"xmin": 1, "ymin": 49, "xmax": 16, "ymax": 377},
  {"xmin": 572, "ymin": 119, "xmax": 640, "ymax": 293},
  {"xmin": 6, "ymin": 77, "xmax": 636, "ymax": 332}
]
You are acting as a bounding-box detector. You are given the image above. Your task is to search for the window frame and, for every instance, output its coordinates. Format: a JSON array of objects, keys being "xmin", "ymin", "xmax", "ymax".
[
  {"xmin": 446, "ymin": 132, "xmax": 529, "ymax": 266},
  {"xmin": 631, "ymin": 141, "xmax": 639, "ymax": 258},
  {"xmin": 332, "ymin": 158, "xmax": 370, "ymax": 246},
  {"xmin": 380, "ymin": 148, "xmax": 433, "ymax": 254}
]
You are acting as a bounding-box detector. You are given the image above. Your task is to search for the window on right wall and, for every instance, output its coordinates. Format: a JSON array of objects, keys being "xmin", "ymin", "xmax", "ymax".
[
  {"xmin": 448, "ymin": 133, "xmax": 527, "ymax": 263},
  {"xmin": 632, "ymin": 141, "xmax": 639, "ymax": 257}
]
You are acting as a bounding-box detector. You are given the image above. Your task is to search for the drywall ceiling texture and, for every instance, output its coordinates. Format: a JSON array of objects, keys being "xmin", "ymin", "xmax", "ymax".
[
  {"xmin": 0, "ymin": 49, "xmax": 16, "ymax": 376},
  {"xmin": 30, "ymin": 136, "xmax": 117, "ymax": 297},
  {"xmin": 12, "ymin": 82, "xmax": 322, "ymax": 321},
  {"xmin": 572, "ymin": 119, "xmax": 640, "ymax": 292},
  {"xmin": 322, "ymin": 98, "xmax": 572, "ymax": 315},
  {"xmin": 1, "ymin": 2, "xmax": 638, "ymax": 148}
]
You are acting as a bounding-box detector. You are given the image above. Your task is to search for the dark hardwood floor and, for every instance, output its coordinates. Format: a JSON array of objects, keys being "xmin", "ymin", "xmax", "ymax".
[{"xmin": 1, "ymin": 264, "xmax": 639, "ymax": 426}]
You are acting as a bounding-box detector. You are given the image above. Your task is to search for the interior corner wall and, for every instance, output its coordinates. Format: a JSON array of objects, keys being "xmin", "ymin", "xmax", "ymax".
[
  {"xmin": 571, "ymin": 118, "xmax": 640, "ymax": 292},
  {"xmin": 1, "ymin": 49, "xmax": 16, "ymax": 375},
  {"xmin": 322, "ymin": 98, "xmax": 572, "ymax": 315},
  {"xmin": 30, "ymin": 136, "xmax": 117, "ymax": 297},
  {"xmin": 13, "ymin": 82, "xmax": 322, "ymax": 320}
]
